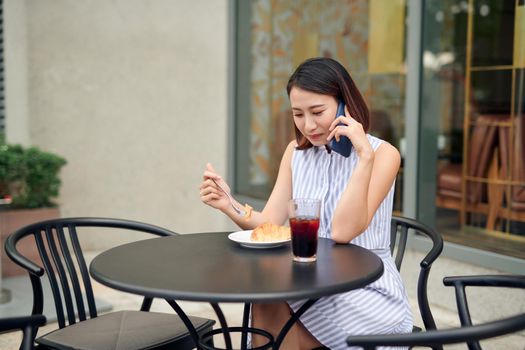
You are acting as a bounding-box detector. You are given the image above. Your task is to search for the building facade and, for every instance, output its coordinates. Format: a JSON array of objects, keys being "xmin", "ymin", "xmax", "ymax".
[{"xmin": 233, "ymin": 0, "xmax": 525, "ymax": 272}]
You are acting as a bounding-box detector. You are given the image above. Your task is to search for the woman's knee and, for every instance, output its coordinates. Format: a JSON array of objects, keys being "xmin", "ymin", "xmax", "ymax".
[
  {"xmin": 252, "ymin": 302, "xmax": 290, "ymax": 322},
  {"xmin": 252, "ymin": 303, "xmax": 289, "ymax": 313}
]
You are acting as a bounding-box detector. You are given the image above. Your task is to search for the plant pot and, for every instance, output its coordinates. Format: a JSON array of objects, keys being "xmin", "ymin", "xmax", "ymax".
[{"xmin": 0, "ymin": 207, "xmax": 60, "ymax": 277}]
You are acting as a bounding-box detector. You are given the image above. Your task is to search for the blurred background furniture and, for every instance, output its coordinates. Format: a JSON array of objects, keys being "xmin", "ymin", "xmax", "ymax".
[
  {"xmin": 436, "ymin": 115, "xmax": 499, "ymax": 227},
  {"xmin": 494, "ymin": 114, "xmax": 525, "ymax": 226},
  {"xmin": 390, "ymin": 216, "xmax": 443, "ymax": 343},
  {"xmin": 4, "ymin": 217, "xmax": 215, "ymax": 350},
  {"xmin": 0, "ymin": 314, "xmax": 46, "ymax": 350},
  {"xmin": 346, "ymin": 274, "xmax": 525, "ymax": 349},
  {"xmin": 437, "ymin": 112, "xmax": 525, "ymax": 231}
]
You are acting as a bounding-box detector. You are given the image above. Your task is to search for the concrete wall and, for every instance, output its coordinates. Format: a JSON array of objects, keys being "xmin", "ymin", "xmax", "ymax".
[{"xmin": 4, "ymin": 0, "xmax": 237, "ymax": 249}]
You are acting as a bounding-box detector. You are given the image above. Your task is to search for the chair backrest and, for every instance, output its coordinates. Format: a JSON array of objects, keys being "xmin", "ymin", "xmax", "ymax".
[
  {"xmin": 346, "ymin": 274, "xmax": 525, "ymax": 350},
  {"xmin": 390, "ymin": 215, "xmax": 444, "ymax": 331},
  {"xmin": 498, "ymin": 115, "xmax": 525, "ymax": 206},
  {"xmin": 467, "ymin": 115, "xmax": 499, "ymax": 203},
  {"xmin": 4, "ymin": 217, "xmax": 176, "ymax": 329},
  {"xmin": 0, "ymin": 315, "xmax": 46, "ymax": 350}
]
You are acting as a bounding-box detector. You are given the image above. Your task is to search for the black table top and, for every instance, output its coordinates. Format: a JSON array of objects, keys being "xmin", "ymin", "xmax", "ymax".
[{"xmin": 90, "ymin": 232, "xmax": 384, "ymax": 303}]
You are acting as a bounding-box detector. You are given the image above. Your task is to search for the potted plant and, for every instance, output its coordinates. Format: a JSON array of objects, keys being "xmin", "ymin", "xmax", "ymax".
[{"xmin": 0, "ymin": 141, "xmax": 66, "ymax": 277}]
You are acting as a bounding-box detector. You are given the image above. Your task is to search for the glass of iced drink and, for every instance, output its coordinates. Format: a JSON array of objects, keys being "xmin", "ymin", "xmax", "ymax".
[{"xmin": 288, "ymin": 199, "xmax": 321, "ymax": 262}]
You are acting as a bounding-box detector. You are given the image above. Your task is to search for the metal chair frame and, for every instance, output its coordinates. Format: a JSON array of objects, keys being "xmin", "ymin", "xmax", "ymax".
[
  {"xmin": 0, "ymin": 315, "xmax": 46, "ymax": 350},
  {"xmin": 347, "ymin": 275, "xmax": 525, "ymax": 350},
  {"xmin": 4, "ymin": 217, "xmax": 214, "ymax": 350},
  {"xmin": 390, "ymin": 215, "xmax": 444, "ymax": 333}
]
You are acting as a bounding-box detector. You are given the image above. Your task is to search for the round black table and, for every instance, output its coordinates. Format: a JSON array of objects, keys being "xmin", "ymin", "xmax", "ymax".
[{"xmin": 90, "ymin": 232, "xmax": 384, "ymax": 350}]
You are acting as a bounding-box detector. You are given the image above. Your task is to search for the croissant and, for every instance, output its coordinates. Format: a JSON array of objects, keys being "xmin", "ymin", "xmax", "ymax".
[{"xmin": 251, "ymin": 223, "xmax": 291, "ymax": 242}]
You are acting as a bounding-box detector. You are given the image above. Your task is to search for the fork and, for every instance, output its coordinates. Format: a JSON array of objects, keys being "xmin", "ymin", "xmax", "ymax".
[{"xmin": 212, "ymin": 179, "xmax": 244, "ymax": 215}]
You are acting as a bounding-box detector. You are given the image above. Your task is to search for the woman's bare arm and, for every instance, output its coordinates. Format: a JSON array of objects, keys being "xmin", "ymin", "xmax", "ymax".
[{"xmin": 331, "ymin": 142, "xmax": 400, "ymax": 243}]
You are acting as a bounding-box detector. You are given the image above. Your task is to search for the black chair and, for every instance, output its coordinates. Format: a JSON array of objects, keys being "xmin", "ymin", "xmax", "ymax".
[
  {"xmin": 5, "ymin": 217, "xmax": 215, "ymax": 350},
  {"xmin": 390, "ymin": 216, "xmax": 444, "ymax": 336},
  {"xmin": 347, "ymin": 275, "xmax": 525, "ymax": 349},
  {"xmin": 0, "ymin": 315, "xmax": 46, "ymax": 350}
]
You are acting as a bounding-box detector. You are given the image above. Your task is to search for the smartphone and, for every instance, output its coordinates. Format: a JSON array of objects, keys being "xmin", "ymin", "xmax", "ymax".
[{"xmin": 329, "ymin": 101, "xmax": 353, "ymax": 157}]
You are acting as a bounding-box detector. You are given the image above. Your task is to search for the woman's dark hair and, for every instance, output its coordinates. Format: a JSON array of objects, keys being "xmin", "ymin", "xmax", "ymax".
[{"xmin": 286, "ymin": 57, "xmax": 370, "ymax": 149}]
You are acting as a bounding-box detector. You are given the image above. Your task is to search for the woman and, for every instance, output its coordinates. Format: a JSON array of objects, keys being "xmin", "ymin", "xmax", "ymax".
[{"xmin": 199, "ymin": 57, "xmax": 412, "ymax": 350}]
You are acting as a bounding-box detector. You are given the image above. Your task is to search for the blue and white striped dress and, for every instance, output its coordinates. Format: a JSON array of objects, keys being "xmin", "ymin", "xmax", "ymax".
[{"xmin": 288, "ymin": 134, "xmax": 413, "ymax": 350}]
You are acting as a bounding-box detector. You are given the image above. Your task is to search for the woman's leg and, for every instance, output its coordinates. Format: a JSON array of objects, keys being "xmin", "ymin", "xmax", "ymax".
[{"xmin": 251, "ymin": 302, "xmax": 323, "ymax": 350}]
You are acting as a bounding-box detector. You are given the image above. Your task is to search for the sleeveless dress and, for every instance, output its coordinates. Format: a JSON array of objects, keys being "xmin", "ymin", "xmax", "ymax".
[{"xmin": 288, "ymin": 134, "xmax": 413, "ymax": 350}]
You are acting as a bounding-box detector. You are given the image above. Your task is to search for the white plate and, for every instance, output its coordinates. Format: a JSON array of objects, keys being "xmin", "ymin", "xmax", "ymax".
[{"xmin": 228, "ymin": 230, "xmax": 291, "ymax": 249}]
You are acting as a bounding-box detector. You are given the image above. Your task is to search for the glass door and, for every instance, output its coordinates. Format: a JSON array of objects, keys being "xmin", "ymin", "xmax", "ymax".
[{"xmin": 422, "ymin": 0, "xmax": 525, "ymax": 259}]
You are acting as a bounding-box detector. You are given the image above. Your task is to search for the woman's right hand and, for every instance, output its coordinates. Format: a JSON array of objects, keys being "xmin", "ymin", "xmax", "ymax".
[{"xmin": 199, "ymin": 163, "xmax": 231, "ymax": 211}]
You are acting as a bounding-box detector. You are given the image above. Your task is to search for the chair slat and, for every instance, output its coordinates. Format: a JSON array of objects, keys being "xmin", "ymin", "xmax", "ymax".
[
  {"xmin": 45, "ymin": 226, "xmax": 77, "ymax": 326},
  {"xmin": 394, "ymin": 225, "xmax": 408, "ymax": 270},
  {"xmin": 57, "ymin": 225, "xmax": 87, "ymax": 321},
  {"xmin": 34, "ymin": 231, "xmax": 67, "ymax": 328},
  {"xmin": 390, "ymin": 221, "xmax": 397, "ymax": 255},
  {"xmin": 69, "ymin": 225, "xmax": 98, "ymax": 318}
]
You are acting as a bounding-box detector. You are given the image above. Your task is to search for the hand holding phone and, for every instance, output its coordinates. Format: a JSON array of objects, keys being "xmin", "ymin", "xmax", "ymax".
[{"xmin": 329, "ymin": 102, "xmax": 353, "ymax": 157}]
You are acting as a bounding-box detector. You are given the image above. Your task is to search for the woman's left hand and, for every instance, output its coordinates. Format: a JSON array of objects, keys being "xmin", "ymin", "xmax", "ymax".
[{"xmin": 326, "ymin": 106, "xmax": 374, "ymax": 160}]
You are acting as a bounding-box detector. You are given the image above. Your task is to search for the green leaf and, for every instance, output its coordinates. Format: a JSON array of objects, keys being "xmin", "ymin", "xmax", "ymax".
[{"xmin": 0, "ymin": 142, "xmax": 66, "ymax": 208}]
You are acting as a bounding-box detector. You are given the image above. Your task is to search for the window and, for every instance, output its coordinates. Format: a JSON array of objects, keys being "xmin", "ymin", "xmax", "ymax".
[
  {"xmin": 425, "ymin": 0, "xmax": 525, "ymax": 258},
  {"xmin": 234, "ymin": 0, "xmax": 408, "ymax": 214}
]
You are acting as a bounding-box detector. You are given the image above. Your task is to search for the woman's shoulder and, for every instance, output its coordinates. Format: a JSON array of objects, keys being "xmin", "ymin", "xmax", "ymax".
[
  {"xmin": 366, "ymin": 134, "xmax": 385, "ymax": 150},
  {"xmin": 285, "ymin": 140, "xmax": 298, "ymax": 154},
  {"xmin": 367, "ymin": 134, "xmax": 399, "ymax": 154},
  {"xmin": 282, "ymin": 140, "xmax": 298, "ymax": 164},
  {"xmin": 369, "ymin": 135, "xmax": 401, "ymax": 170}
]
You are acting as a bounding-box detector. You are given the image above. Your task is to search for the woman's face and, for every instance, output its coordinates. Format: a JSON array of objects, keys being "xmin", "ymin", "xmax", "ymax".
[{"xmin": 289, "ymin": 87, "xmax": 338, "ymax": 146}]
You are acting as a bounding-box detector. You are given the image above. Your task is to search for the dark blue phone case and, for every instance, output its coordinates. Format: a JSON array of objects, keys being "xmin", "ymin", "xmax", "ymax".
[{"xmin": 329, "ymin": 102, "xmax": 353, "ymax": 157}]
